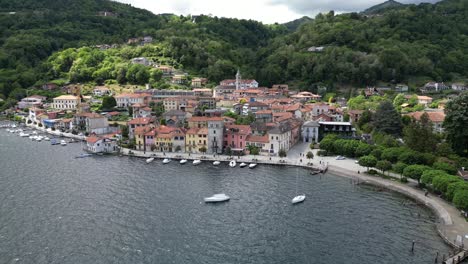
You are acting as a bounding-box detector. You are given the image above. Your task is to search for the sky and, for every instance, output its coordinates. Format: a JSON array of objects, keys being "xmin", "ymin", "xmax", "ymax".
[{"xmin": 114, "ymin": 0, "xmax": 441, "ymax": 24}]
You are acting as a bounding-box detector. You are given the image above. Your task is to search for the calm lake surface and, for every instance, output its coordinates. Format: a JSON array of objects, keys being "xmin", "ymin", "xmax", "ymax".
[{"xmin": 0, "ymin": 127, "xmax": 452, "ymax": 264}]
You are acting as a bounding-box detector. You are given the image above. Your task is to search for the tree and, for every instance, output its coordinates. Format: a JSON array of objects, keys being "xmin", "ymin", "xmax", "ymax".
[
  {"xmin": 358, "ymin": 155, "xmax": 377, "ymax": 171},
  {"xmin": 446, "ymin": 181, "xmax": 468, "ymax": 201},
  {"xmin": 278, "ymin": 149, "xmax": 287, "ymax": 158},
  {"xmin": 432, "ymin": 161, "xmax": 457, "ymax": 175},
  {"xmin": 373, "ymin": 101, "xmax": 402, "ymax": 136},
  {"xmin": 126, "ymin": 64, "xmax": 149, "ymax": 85},
  {"xmin": 432, "ymin": 175, "xmax": 460, "ymax": 194},
  {"xmin": 101, "ymin": 96, "xmax": 116, "ymax": 110},
  {"xmin": 421, "ymin": 169, "xmax": 447, "ymax": 185},
  {"xmin": 247, "ymin": 145, "xmax": 260, "ymax": 155},
  {"xmin": 306, "ymin": 151, "xmax": 314, "ymax": 159},
  {"xmin": 376, "ymin": 160, "xmax": 392, "ymax": 175},
  {"xmin": 453, "ymin": 189, "xmax": 468, "ymax": 210},
  {"xmin": 120, "ymin": 125, "xmax": 129, "ymax": 139},
  {"xmin": 199, "ymin": 146, "xmax": 207, "ymax": 153},
  {"xmin": 403, "ymin": 113, "xmax": 438, "ymax": 153},
  {"xmin": 393, "ymin": 162, "xmax": 407, "ymax": 179},
  {"xmin": 403, "ymin": 164, "xmax": 430, "ymax": 183},
  {"xmin": 357, "ymin": 109, "xmax": 372, "ymax": 129},
  {"xmin": 443, "ymin": 92, "xmax": 468, "ymax": 156}
]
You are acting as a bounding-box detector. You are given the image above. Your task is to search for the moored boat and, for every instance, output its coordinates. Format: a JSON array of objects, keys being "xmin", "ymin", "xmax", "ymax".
[
  {"xmin": 249, "ymin": 163, "xmax": 257, "ymax": 169},
  {"xmin": 213, "ymin": 161, "xmax": 221, "ymax": 166},
  {"xmin": 193, "ymin": 160, "xmax": 202, "ymax": 166},
  {"xmin": 162, "ymin": 158, "xmax": 171, "ymax": 164},
  {"xmin": 204, "ymin": 193, "xmax": 230, "ymax": 203},
  {"xmin": 60, "ymin": 140, "xmax": 67, "ymax": 146},
  {"xmin": 19, "ymin": 132, "xmax": 30, "ymax": 137},
  {"xmin": 180, "ymin": 159, "xmax": 188, "ymax": 164},
  {"xmin": 229, "ymin": 160, "xmax": 236, "ymax": 167},
  {"xmin": 146, "ymin": 157, "xmax": 155, "ymax": 163},
  {"xmin": 239, "ymin": 162, "xmax": 247, "ymax": 168}
]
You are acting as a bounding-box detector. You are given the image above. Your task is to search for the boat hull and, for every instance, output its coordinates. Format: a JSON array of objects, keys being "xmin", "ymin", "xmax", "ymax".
[{"xmin": 292, "ymin": 195, "xmax": 306, "ymax": 204}]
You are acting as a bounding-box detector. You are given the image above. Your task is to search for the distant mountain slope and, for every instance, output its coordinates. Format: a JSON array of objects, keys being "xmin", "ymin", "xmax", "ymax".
[
  {"xmin": 363, "ymin": 0, "xmax": 405, "ymax": 15},
  {"xmin": 283, "ymin": 16, "xmax": 313, "ymax": 31}
]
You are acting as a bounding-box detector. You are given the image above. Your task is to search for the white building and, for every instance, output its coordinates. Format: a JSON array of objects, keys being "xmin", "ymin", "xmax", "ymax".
[
  {"xmin": 85, "ymin": 136, "xmax": 118, "ymax": 153},
  {"xmin": 302, "ymin": 121, "xmax": 320, "ymax": 143},
  {"xmin": 115, "ymin": 93, "xmax": 148, "ymax": 108},
  {"xmin": 18, "ymin": 95, "xmax": 46, "ymax": 109},
  {"xmin": 53, "ymin": 95, "xmax": 81, "ymax": 110},
  {"xmin": 268, "ymin": 125, "xmax": 291, "ymax": 155}
]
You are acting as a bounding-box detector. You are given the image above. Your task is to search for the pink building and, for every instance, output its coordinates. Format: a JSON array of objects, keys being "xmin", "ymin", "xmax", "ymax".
[{"xmin": 223, "ymin": 124, "xmax": 252, "ymax": 153}]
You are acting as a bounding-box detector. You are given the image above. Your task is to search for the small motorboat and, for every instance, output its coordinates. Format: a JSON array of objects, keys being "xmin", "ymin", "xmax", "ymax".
[
  {"xmin": 36, "ymin": 136, "xmax": 43, "ymax": 142},
  {"xmin": 19, "ymin": 132, "xmax": 30, "ymax": 137},
  {"xmin": 162, "ymin": 158, "xmax": 171, "ymax": 164},
  {"xmin": 44, "ymin": 137, "xmax": 50, "ymax": 141},
  {"xmin": 204, "ymin": 193, "xmax": 230, "ymax": 203},
  {"xmin": 229, "ymin": 160, "xmax": 236, "ymax": 167},
  {"xmin": 292, "ymin": 194, "xmax": 306, "ymax": 204},
  {"xmin": 60, "ymin": 140, "xmax": 67, "ymax": 146},
  {"xmin": 249, "ymin": 163, "xmax": 257, "ymax": 169},
  {"xmin": 213, "ymin": 161, "xmax": 221, "ymax": 166},
  {"xmin": 239, "ymin": 162, "xmax": 247, "ymax": 168},
  {"xmin": 180, "ymin": 159, "xmax": 188, "ymax": 164},
  {"xmin": 146, "ymin": 157, "xmax": 155, "ymax": 164},
  {"xmin": 193, "ymin": 160, "xmax": 202, "ymax": 166},
  {"xmin": 75, "ymin": 153, "xmax": 92, "ymax": 158}
]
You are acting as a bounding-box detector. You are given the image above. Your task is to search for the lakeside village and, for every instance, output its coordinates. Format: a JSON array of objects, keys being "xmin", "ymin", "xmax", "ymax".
[{"xmin": 4, "ymin": 71, "xmax": 464, "ymax": 157}]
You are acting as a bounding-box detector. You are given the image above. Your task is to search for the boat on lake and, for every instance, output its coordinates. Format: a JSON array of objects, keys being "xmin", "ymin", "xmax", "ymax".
[
  {"xmin": 146, "ymin": 157, "xmax": 154, "ymax": 163},
  {"xmin": 162, "ymin": 158, "xmax": 171, "ymax": 164},
  {"xmin": 75, "ymin": 153, "xmax": 92, "ymax": 159},
  {"xmin": 213, "ymin": 161, "xmax": 221, "ymax": 166},
  {"xmin": 239, "ymin": 162, "xmax": 247, "ymax": 168},
  {"xmin": 193, "ymin": 160, "xmax": 202, "ymax": 166},
  {"xmin": 60, "ymin": 140, "xmax": 67, "ymax": 146},
  {"xmin": 180, "ymin": 159, "xmax": 188, "ymax": 164},
  {"xmin": 204, "ymin": 193, "xmax": 230, "ymax": 203},
  {"xmin": 249, "ymin": 163, "xmax": 257, "ymax": 169},
  {"xmin": 292, "ymin": 194, "xmax": 306, "ymax": 204},
  {"xmin": 229, "ymin": 160, "xmax": 236, "ymax": 167}
]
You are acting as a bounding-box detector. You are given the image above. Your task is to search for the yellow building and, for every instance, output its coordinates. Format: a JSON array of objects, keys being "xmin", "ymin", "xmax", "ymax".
[{"xmin": 185, "ymin": 127, "xmax": 208, "ymax": 153}]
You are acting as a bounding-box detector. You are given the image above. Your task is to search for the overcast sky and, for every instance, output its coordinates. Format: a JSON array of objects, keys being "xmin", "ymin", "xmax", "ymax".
[{"xmin": 114, "ymin": 0, "xmax": 440, "ymax": 24}]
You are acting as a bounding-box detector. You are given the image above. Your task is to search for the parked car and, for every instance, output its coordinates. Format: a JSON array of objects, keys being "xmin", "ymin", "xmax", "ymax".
[{"xmin": 336, "ymin": 156, "xmax": 346, "ymax": 160}]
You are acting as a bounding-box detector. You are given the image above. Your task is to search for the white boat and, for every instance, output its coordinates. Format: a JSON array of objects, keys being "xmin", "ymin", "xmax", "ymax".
[
  {"xmin": 19, "ymin": 132, "xmax": 30, "ymax": 137},
  {"xmin": 60, "ymin": 140, "xmax": 67, "ymax": 146},
  {"xmin": 292, "ymin": 195, "xmax": 306, "ymax": 204},
  {"xmin": 193, "ymin": 160, "xmax": 202, "ymax": 166},
  {"xmin": 36, "ymin": 136, "xmax": 43, "ymax": 142},
  {"xmin": 204, "ymin": 193, "xmax": 230, "ymax": 203},
  {"xmin": 31, "ymin": 131, "xmax": 38, "ymax": 135},
  {"xmin": 44, "ymin": 137, "xmax": 50, "ymax": 141},
  {"xmin": 291, "ymin": 168, "xmax": 306, "ymax": 204},
  {"xmin": 239, "ymin": 162, "xmax": 247, "ymax": 168},
  {"xmin": 75, "ymin": 153, "xmax": 92, "ymax": 158},
  {"xmin": 213, "ymin": 161, "xmax": 221, "ymax": 166},
  {"xmin": 229, "ymin": 160, "xmax": 236, "ymax": 167},
  {"xmin": 249, "ymin": 163, "xmax": 257, "ymax": 169},
  {"xmin": 146, "ymin": 157, "xmax": 155, "ymax": 164},
  {"xmin": 180, "ymin": 159, "xmax": 188, "ymax": 164},
  {"xmin": 162, "ymin": 158, "xmax": 171, "ymax": 164}
]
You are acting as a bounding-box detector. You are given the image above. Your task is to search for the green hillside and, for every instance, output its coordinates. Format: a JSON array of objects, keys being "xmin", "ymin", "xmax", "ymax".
[
  {"xmin": 363, "ymin": 0, "xmax": 405, "ymax": 15},
  {"xmin": 0, "ymin": 0, "xmax": 467, "ymax": 103}
]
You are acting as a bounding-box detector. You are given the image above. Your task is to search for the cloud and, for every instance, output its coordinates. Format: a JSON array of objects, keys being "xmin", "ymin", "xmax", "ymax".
[{"xmin": 269, "ymin": 0, "xmax": 441, "ymax": 15}]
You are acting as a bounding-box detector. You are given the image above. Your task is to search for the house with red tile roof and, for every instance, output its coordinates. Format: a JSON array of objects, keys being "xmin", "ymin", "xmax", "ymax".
[
  {"xmin": 405, "ymin": 111, "xmax": 446, "ymax": 133},
  {"xmin": 128, "ymin": 117, "xmax": 155, "ymax": 138},
  {"xmin": 223, "ymin": 125, "xmax": 251, "ymax": 153}
]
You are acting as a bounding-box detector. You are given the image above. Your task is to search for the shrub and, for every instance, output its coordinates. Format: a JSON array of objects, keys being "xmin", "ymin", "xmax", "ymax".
[
  {"xmin": 359, "ymin": 155, "xmax": 377, "ymax": 171},
  {"xmin": 368, "ymin": 169, "xmax": 378, "ymax": 175},
  {"xmin": 420, "ymin": 169, "xmax": 447, "ymax": 185},
  {"xmin": 432, "ymin": 162, "xmax": 457, "ymax": 175},
  {"xmin": 317, "ymin": 150, "xmax": 328, "ymax": 156},
  {"xmin": 432, "ymin": 175, "xmax": 461, "ymax": 194},
  {"xmin": 393, "ymin": 162, "xmax": 408, "ymax": 177},
  {"xmin": 403, "ymin": 164, "xmax": 431, "ymax": 183},
  {"xmin": 446, "ymin": 181, "xmax": 468, "ymax": 201},
  {"xmin": 370, "ymin": 148, "xmax": 383, "ymax": 160},
  {"xmin": 355, "ymin": 142, "xmax": 373, "ymax": 157},
  {"xmin": 381, "ymin": 147, "xmax": 402, "ymax": 163},
  {"xmin": 376, "ymin": 160, "xmax": 392, "ymax": 174},
  {"xmin": 453, "ymin": 189, "xmax": 468, "ymax": 210},
  {"xmin": 306, "ymin": 151, "xmax": 314, "ymax": 159}
]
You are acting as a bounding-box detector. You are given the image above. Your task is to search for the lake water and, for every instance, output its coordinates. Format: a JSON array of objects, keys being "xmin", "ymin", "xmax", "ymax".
[{"xmin": 0, "ymin": 127, "xmax": 452, "ymax": 263}]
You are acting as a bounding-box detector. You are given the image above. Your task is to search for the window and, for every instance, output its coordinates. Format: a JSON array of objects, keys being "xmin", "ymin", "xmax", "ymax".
[
  {"xmin": 213, "ymin": 130, "xmax": 216, "ymax": 134},
  {"xmin": 276, "ymin": 136, "xmax": 278, "ymax": 140},
  {"xmin": 240, "ymin": 136, "xmax": 242, "ymax": 139}
]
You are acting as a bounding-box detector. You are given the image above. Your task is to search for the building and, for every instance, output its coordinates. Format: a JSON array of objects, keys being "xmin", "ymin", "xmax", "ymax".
[
  {"xmin": 307, "ymin": 46, "xmax": 325, "ymax": 52},
  {"xmin": 220, "ymin": 71, "xmax": 258, "ymax": 90},
  {"xmin": 302, "ymin": 121, "xmax": 320, "ymax": 143},
  {"xmin": 208, "ymin": 118, "xmax": 224, "ymax": 154},
  {"xmin": 348, "ymin": 110, "xmax": 364, "ymax": 124},
  {"xmin": 93, "ymin": 86, "xmax": 111, "ymax": 96},
  {"xmin": 115, "ymin": 93, "xmax": 150, "ymax": 108},
  {"xmin": 128, "ymin": 117, "xmax": 154, "ymax": 139},
  {"xmin": 395, "ymin": 84, "xmax": 409, "ymax": 93},
  {"xmin": 171, "ymin": 74, "xmax": 186, "ymax": 84},
  {"xmin": 451, "ymin": 83, "xmax": 466, "ymax": 91},
  {"xmin": 422, "ymin": 82, "xmax": 449, "ymax": 93},
  {"xmin": 132, "ymin": 104, "xmax": 152, "ymax": 118},
  {"xmin": 245, "ymin": 134, "xmax": 270, "ymax": 155},
  {"xmin": 268, "ymin": 124, "xmax": 292, "ymax": 155},
  {"xmin": 291, "ymin": 92, "xmax": 321, "ymax": 102},
  {"xmin": 131, "ymin": 57, "xmax": 150, "ymax": 66},
  {"xmin": 18, "ymin": 95, "xmax": 46, "ymax": 109},
  {"xmin": 223, "ymin": 124, "xmax": 250, "ymax": 154},
  {"xmin": 417, "ymin": 96, "xmax": 433, "ymax": 106},
  {"xmin": 52, "ymin": 95, "xmax": 81, "ymax": 110},
  {"xmin": 405, "ymin": 111, "xmax": 446, "ymax": 133},
  {"xmin": 193, "ymin": 88, "xmax": 213, "ymax": 97},
  {"xmin": 85, "ymin": 136, "xmax": 118, "ymax": 153},
  {"xmin": 319, "ymin": 121, "xmax": 355, "ymax": 140},
  {"xmin": 191, "ymin": 78, "xmax": 208, "ymax": 88},
  {"xmin": 185, "ymin": 127, "xmax": 208, "ymax": 153}
]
